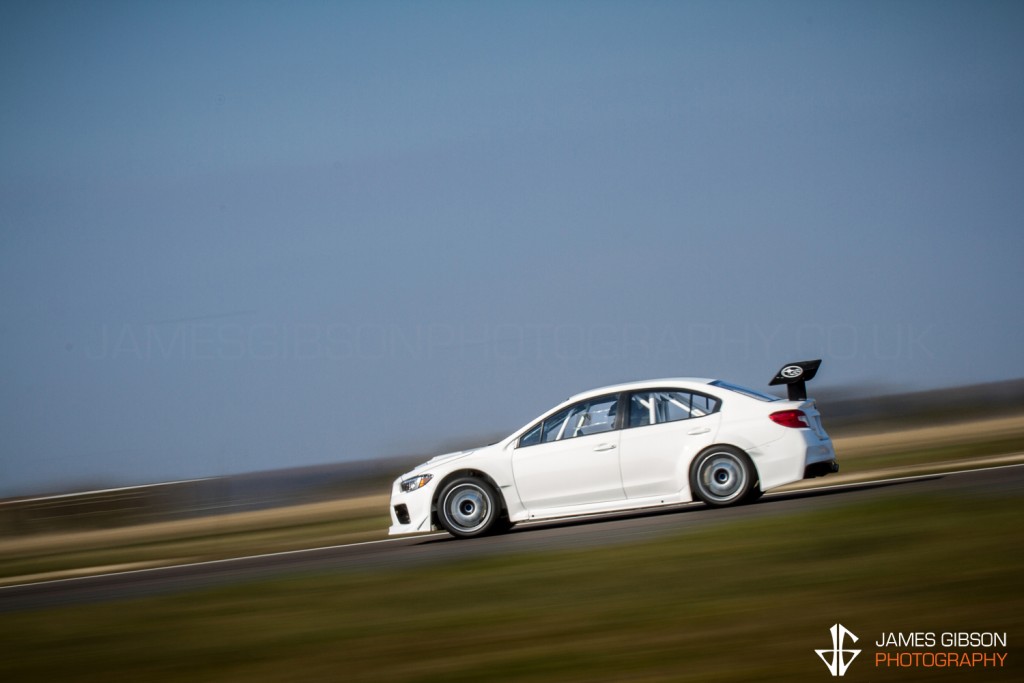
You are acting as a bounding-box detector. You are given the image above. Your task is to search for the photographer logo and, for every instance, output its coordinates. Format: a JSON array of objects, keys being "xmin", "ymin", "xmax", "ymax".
[{"xmin": 816, "ymin": 623, "xmax": 861, "ymax": 676}]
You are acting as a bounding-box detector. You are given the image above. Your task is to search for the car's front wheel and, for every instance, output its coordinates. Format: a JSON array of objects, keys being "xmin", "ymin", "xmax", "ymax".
[
  {"xmin": 436, "ymin": 477, "xmax": 503, "ymax": 539},
  {"xmin": 691, "ymin": 446, "xmax": 755, "ymax": 507}
]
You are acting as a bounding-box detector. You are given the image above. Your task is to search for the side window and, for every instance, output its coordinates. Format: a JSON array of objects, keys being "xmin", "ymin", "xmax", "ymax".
[
  {"xmin": 570, "ymin": 396, "xmax": 618, "ymax": 438},
  {"xmin": 541, "ymin": 406, "xmax": 573, "ymax": 443},
  {"xmin": 628, "ymin": 390, "xmax": 720, "ymax": 427},
  {"xmin": 519, "ymin": 423, "xmax": 542, "ymax": 447},
  {"xmin": 688, "ymin": 392, "xmax": 717, "ymax": 417},
  {"xmin": 518, "ymin": 394, "xmax": 619, "ymax": 447}
]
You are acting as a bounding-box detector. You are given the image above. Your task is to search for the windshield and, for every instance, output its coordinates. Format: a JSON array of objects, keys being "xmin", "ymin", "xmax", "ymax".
[{"xmin": 709, "ymin": 380, "xmax": 780, "ymax": 402}]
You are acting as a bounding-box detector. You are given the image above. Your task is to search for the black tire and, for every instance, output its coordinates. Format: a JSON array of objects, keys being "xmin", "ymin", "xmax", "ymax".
[
  {"xmin": 436, "ymin": 477, "xmax": 503, "ymax": 539},
  {"xmin": 691, "ymin": 446, "xmax": 755, "ymax": 507}
]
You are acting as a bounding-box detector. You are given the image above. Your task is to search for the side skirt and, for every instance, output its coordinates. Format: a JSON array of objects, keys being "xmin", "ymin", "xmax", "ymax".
[{"xmin": 510, "ymin": 491, "xmax": 693, "ymax": 523}]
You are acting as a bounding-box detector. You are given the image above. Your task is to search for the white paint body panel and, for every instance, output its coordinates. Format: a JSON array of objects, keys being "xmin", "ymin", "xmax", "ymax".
[
  {"xmin": 512, "ymin": 431, "xmax": 624, "ymax": 509},
  {"xmin": 388, "ymin": 377, "xmax": 837, "ymax": 535},
  {"xmin": 618, "ymin": 412, "xmax": 721, "ymax": 499}
]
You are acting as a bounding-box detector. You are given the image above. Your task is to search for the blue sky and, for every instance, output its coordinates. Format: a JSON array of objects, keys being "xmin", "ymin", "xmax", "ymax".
[{"xmin": 2, "ymin": 1, "xmax": 1023, "ymax": 496}]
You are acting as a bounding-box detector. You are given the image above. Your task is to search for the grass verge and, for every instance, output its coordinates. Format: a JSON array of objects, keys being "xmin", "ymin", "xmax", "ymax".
[{"xmin": 0, "ymin": 499, "xmax": 389, "ymax": 584}]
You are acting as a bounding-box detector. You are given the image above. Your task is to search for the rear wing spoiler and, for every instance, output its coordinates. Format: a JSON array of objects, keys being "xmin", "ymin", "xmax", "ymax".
[{"xmin": 769, "ymin": 359, "xmax": 822, "ymax": 401}]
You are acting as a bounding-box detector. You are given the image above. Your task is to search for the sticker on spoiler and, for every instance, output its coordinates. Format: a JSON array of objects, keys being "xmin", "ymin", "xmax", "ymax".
[{"xmin": 780, "ymin": 365, "xmax": 804, "ymax": 379}]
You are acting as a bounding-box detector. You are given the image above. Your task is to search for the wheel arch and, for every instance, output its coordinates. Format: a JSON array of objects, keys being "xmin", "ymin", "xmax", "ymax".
[
  {"xmin": 431, "ymin": 469, "xmax": 508, "ymax": 528},
  {"xmin": 688, "ymin": 442, "xmax": 762, "ymax": 493}
]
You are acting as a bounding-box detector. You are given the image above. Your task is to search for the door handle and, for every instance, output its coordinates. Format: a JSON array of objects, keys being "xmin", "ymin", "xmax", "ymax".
[
  {"xmin": 687, "ymin": 427, "xmax": 711, "ymax": 435},
  {"xmin": 593, "ymin": 443, "xmax": 617, "ymax": 452}
]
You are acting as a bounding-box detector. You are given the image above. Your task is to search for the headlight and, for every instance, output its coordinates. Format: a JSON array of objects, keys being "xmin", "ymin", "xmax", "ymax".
[{"xmin": 400, "ymin": 474, "xmax": 433, "ymax": 492}]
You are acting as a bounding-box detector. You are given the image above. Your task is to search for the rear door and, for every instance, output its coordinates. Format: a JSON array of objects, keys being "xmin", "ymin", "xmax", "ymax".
[{"xmin": 618, "ymin": 389, "xmax": 722, "ymax": 498}]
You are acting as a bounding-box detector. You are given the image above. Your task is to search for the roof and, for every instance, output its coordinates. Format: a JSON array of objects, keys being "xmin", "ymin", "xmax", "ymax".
[{"xmin": 566, "ymin": 377, "xmax": 715, "ymax": 402}]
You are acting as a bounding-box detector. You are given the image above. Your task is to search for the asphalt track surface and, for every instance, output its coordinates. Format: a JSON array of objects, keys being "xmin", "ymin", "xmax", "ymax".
[{"xmin": 3, "ymin": 464, "xmax": 1023, "ymax": 614}]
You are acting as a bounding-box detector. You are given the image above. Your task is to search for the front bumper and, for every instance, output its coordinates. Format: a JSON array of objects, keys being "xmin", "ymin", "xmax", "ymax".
[{"xmin": 388, "ymin": 478, "xmax": 435, "ymax": 535}]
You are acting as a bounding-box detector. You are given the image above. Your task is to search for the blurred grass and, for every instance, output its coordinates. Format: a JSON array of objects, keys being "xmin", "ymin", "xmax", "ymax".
[
  {"xmin": 0, "ymin": 514, "xmax": 387, "ymax": 582},
  {"xmin": 842, "ymin": 435, "xmax": 1024, "ymax": 473},
  {"xmin": 0, "ymin": 497, "xmax": 390, "ymax": 583},
  {"xmin": 1, "ymin": 486, "xmax": 1021, "ymax": 682}
]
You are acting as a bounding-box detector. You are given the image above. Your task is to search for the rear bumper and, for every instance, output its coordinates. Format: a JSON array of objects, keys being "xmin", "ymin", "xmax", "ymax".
[
  {"xmin": 754, "ymin": 428, "xmax": 838, "ymax": 490},
  {"xmin": 804, "ymin": 459, "xmax": 840, "ymax": 479},
  {"xmin": 801, "ymin": 436, "xmax": 838, "ymax": 480}
]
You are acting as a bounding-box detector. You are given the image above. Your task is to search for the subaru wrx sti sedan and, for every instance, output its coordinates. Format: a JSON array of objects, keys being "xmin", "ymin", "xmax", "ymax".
[{"xmin": 389, "ymin": 360, "xmax": 838, "ymax": 539}]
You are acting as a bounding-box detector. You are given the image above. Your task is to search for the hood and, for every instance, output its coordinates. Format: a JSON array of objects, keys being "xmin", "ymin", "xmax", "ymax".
[{"xmin": 411, "ymin": 448, "xmax": 477, "ymax": 473}]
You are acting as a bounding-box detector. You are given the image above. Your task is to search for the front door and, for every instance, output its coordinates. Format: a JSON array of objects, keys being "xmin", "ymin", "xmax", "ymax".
[{"xmin": 511, "ymin": 394, "xmax": 624, "ymax": 511}]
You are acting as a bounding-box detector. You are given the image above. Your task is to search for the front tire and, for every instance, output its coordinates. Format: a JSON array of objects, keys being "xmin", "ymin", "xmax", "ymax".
[
  {"xmin": 436, "ymin": 477, "xmax": 503, "ymax": 539},
  {"xmin": 691, "ymin": 446, "xmax": 755, "ymax": 507}
]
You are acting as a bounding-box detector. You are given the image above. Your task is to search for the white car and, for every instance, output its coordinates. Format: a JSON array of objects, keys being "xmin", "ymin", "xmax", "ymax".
[{"xmin": 389, "ymin": 360, "xmax": 838, "ymax": 539}]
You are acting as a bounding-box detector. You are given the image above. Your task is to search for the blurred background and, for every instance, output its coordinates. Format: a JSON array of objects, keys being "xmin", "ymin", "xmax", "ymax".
[
  {"xmin": 3, "ymin": 6, "xmax": 1024, "ymax": 683},
  {"xmin": 2, "ymin": 0, "xmax": 1023, "ymax": 503}
]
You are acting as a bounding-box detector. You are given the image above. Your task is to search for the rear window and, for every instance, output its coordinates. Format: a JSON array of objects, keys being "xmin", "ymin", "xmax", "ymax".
[{"xmin": 709, "ymin": 380, "xmax": 780, "ymax": 402}]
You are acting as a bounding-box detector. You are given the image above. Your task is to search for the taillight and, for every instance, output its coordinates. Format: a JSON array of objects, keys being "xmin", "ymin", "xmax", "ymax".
[{"xmin": 770, "ymin": 409, "xmax": 809, "ymax": 428}]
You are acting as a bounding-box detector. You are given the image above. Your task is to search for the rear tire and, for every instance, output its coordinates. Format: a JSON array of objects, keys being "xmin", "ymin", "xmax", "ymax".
[
  {"xmin": 436, "ymin": 477, "xmax": 503, "ymax": 539},
  {"xmin": 691, "ymin": 446, "xmax": 755, "ymax": 507}
]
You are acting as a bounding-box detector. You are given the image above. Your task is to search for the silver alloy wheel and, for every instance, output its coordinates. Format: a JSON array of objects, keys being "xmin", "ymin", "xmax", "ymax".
[
  {"xmin": 695, "ymin": 450, "xmax": 749, "ymax": 504},
  {"xmin": 441, "ymin": 482, "xmax": 492, "ymax": 534}
]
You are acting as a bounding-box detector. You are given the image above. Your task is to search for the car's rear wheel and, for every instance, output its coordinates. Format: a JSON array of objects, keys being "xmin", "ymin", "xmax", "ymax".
[
  {"xmin": 436, "ymin": 477, "xmax": 503, "ymax": 538},
  {"xmin": 691, "ymin": 446, "xmax": 755, "ymax": 507}
]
